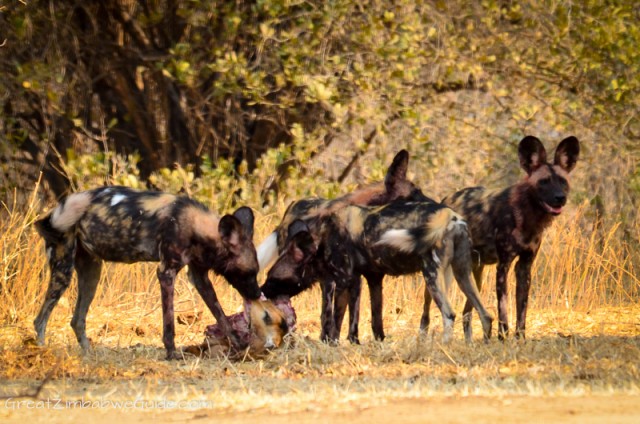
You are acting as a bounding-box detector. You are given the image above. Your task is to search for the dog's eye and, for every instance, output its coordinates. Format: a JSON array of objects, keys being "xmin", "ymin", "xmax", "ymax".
[{"xmin": 538, "ymin": 178, "xmax": 550, "ymax": 186}]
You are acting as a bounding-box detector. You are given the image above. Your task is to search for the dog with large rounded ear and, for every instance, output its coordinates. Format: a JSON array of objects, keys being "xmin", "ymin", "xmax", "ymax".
[
  {"xmin": 384, "ymin": 149, "xmax": 409, "ymax": 193},
  {"xmin": 218, "ymin": 206, "xmax": 255, "ymax": 254},
  {"xmin": 554, "ymin": 136, "xmax": 580, "ymax": 173},
  {"xmin": 383, "ymin": 149, "xmax": 433, "ymax": 202},
  {"xmin": 518, "ymin": 136, "xmax": 547, "ymax": 175},
  {"xmin": 260, "ymin": 220, "xmax": 318, "ymax": 299},
  {"xmin": 233, "ymin": 206, "xmax": 255, "ymax": 240},
  {"xmin": 217, "ymin": 206, "xmax": 261, "ymax": 301},
  {"xmin": 285, "ymin": 219, "xmax": 317, "ymax": 264}
]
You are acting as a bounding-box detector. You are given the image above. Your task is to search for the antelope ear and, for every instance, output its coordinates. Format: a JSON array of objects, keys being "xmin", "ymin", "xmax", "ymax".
[
  {"xmin": 554, "ymin": 136, "xmax": 580, "ymax": 173},
  {"xmin": 219, "ymin": 214, "xmax": 243, "ymax": 249},
  {"xmin": 518, "ymin": 136, "xmax": 547, "ymax": 175},
  {"xmin": 232, "ymin": 206, "xmax": 255, "ymax": 240},
  {"xmin": 384, "ymin": 149, "xmax": 409, "ymax": 193}
]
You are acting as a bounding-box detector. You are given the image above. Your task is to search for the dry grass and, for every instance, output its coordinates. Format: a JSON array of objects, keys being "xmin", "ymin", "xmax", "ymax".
[{"xmin": 0, "ymin": 188, "xmax": 639, "ymax": 413}]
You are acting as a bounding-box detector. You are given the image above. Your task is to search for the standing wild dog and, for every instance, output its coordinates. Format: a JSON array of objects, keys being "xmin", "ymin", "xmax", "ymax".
[
  {"xmin": 257, "ymin": 150, "xmax": 432, "ymax": 343},
  {"xmin": 257, "ymin": 149, "xmax": 431, "ymax": 270},
  {"xmin": 443, "ymin": 136, "xmax": 580, "ymax": 340},
  {"xmin": 261, "ymin": 201, "xmax": 494, "ymax": 343},
  {"xmin": 34, "ymin": 186, "xmax": 289, "ymax": 359}
]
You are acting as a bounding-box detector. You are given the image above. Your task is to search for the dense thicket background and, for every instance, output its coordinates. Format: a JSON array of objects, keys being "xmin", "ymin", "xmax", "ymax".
[{"xmin": 1, "ymin": 1, "xmax": 638, "ymax": 229}]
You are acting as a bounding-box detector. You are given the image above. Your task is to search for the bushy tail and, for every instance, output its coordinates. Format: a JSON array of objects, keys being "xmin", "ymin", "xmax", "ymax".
[
  {"xmin": 35, "ymin": 192, "xmax": 92, "ymax": 242},
  {"xmin": 257, "ymin": 231, "xmax": 279, "ymax": 272},
  {"xmin": 376, "ymin": 208, "xmax": 464, "ymax": 255},
  {"xmin": 35, "ymin": 214, "xmax": 65, "ymax": 244}
]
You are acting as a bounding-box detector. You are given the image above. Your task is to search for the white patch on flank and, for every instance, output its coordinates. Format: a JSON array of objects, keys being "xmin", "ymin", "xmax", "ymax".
[
  {"xmin": 46, "ymin": 246, "xmax": 53, "ymax": 261},
  {"xmin": 376, "ymin": 229, "xmax": 415, "ymax": 253},
  {"xmin": 110, "ymin": 193, "xmax": 126, "ymax": 206},
  {"xmin": 257, "ymin": 232, "xmax": 278, "ymax": 272},
  {"xmin": 50, "ymin": 192, "xmax": 92, "ymax": 232}
]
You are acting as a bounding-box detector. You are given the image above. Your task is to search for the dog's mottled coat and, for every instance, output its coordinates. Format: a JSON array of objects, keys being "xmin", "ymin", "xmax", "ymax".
[
  {"xmin": 443, "ymin": 135, "xmax": 580, "ymax": 339},
  {"xmin": 258, "ymin": 150, "xmax": 433, "ymax": 343},
  {"xmin": 34, "ymin": 186, "xmax": 288, "ymax": 359},
  {"xmin": 261, "ymin": 201, "xmax": 493, "ymax": 343}
]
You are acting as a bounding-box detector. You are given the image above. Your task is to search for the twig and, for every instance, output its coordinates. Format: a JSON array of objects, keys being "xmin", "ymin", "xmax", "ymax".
[
  {"xmin": 0, "ymin": 371, "xmax": 53, "ymax": 400},
  {"xmin": 335, "ymin": 127, "xmax": 377, "ymax": 184}
]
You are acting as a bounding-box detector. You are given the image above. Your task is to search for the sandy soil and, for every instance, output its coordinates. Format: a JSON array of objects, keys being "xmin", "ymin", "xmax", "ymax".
[{"xmin": 1, "ymin": 394, "xmax": 639, "ymax": 423}]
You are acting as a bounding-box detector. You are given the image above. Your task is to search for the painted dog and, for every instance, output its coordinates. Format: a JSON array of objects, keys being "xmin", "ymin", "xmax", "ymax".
[
  {"xmin": 443, "ymin": 135, "xmax": 580, "ymax": 340},
  {"xmin": 261, "ymin": 201, "xmax": 494, "ymax": 343},
  {"xmin": 257, "ymin": 150, "xmax": 432, "ymax": 343},
  {"xmin": 34, "ymin": 186, "xmax": 288, "ymax": 359},
  {"xmin": 257, "ymin": 149, "xmax": 431, "ymax": 270}
]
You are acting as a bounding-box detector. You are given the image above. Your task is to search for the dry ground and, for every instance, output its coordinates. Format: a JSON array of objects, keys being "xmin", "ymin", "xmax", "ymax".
[{"xmin": 1, "ymin": 297, "xmax": 638, "ymax": 422}]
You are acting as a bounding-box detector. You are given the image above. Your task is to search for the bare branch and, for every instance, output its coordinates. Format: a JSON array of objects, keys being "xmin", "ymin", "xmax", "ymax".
[{"xmin": 0, "ymin": 372, "xmax": 53, "ymax": 401}]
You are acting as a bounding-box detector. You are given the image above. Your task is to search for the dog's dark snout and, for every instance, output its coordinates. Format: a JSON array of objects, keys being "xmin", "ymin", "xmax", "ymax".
[{"xmin": 555, "ymin": 194, "xmax": 566, "ymax": 205}]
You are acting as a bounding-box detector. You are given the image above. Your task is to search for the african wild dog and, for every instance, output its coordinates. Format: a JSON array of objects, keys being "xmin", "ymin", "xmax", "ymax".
[
  {"xmin": 257, "ymin": 150, "xmax": 432, "ymax": 343},
  {"xmin": 34, "ymin": 186, "xmax": 289, "ymax": 359},
  {"xmin": 261, "ymin": 201, "xmax": 494, "ymax": 343},
  {"xmin": 257, "ymin": 149, "xmax": 431, "ymax": 270},
  {"xmin": 443, "ymin": 135, "xmax": 580, "ymax": 340}
]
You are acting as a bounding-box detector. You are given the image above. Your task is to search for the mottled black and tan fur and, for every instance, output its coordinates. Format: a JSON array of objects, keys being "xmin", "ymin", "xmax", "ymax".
[
  {"xmin": 257, "ymin": 149, "xmax": 431, "ymax": 270},
  {"xmin": 261, "ymin": 201, "xmax": 493, "ymax": 343},
  {"xmin": 443, "ymin": 136, "xmax": 580, "ymax": 340},
  {"xmin": 257, "ymin": 150, "xmax": 432, "ymax": 343},
  {"xmin": 34, "ymin": 186, "xmax": 288, "ymax": 359}
]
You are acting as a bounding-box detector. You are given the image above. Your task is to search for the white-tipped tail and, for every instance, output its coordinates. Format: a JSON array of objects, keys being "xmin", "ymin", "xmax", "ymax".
[
  {"xmin": 50, "ymin": 192, "xmax": 92, "ymax": 232},
  {"xmin": 376, "ymin": 229, "xmax": 415, "ymax": 253},
  {"xmin": 257, "ymin": 231, "xmax": 279, "ymax": 272}
]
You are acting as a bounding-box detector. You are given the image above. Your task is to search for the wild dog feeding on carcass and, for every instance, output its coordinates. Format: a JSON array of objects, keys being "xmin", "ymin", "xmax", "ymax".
[
  {"xmin": 261, "ymin": 201, "xmax": 494, "ymax": 344},
  {"xmin": 443, "ymin": 135, "xmax": 580, "ymax": 340},
  {"xmin": 34, "ymin": 186, "xmax": 290, "ymax": 359},
  {"xmin": 258, "ymin": 150, "xmax": 433, "ymax": 343}
]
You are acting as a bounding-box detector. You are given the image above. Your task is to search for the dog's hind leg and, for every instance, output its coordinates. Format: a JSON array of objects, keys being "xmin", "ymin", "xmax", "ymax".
[
  {"xmin": 450, "ymin": 229, "xmax": 493, "ymax": 341},
  {"xmin": 34, "ymin": 235, "xmax": 77, "ymax": 346},
  {"xmin": 421, "ymin": 254, "xmax": 456, "ymax": 343},
  {"xmin": 71, "ymin": 244, "xmax": 102, "ymax": 350},
  {"xmin": 420, "ymin": 281, "xmax": 433, "ymax": 337},
  {"xmin": 461, "ymin": 265, "xmax": 485, "ymax": 340}
]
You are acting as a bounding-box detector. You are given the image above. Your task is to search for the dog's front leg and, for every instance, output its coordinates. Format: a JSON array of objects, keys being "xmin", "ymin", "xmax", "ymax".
[
  {"xmin": 514, "ymin": 252, "xmax": 534, "ymax": 339},
  {"xmin": 346, "ymin": 276, "xmax": 362, "ymax": 344},
  {"xmin": 332, "ymin": 276, "xmax": 362, "ymax": 344},
  {"xmin": 495, "ymin": 259, "xmax": 513, "ymax": 340},
  {"xmin": 157, "ymin": 262, "xmax": 180, "ymax": 360},
  {"xmin": 187, "ymin": 266, "xmax": 243, "ymax": 350},
  {"xmin": 320, "ymin": 277, "xmax": 337, "ymax": 343},
  {"xmin": 366, "ymin": 273, "xmax": 385, "ymax": 341},
  {"xmin": 333, "ymin": 287, "xmax": 349, "ymax": 341}
]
